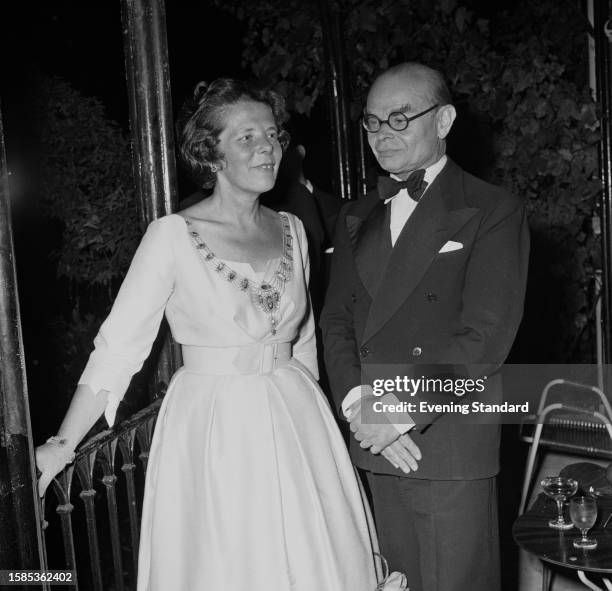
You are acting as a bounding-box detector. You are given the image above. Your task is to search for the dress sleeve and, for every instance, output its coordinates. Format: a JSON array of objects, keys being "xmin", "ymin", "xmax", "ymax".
[
  {"xmin": 78, "ymin": 218, "xmax": 175, "ymax": 426},
  {"xmin": 291, "ymin": 215, "xmax": 319, "ymax": 380}
]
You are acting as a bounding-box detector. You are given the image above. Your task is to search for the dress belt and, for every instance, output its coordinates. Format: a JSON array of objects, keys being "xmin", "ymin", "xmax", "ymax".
[{"xmin": 181, "ymin": 343, "xmax": 292, "ymax": 375}]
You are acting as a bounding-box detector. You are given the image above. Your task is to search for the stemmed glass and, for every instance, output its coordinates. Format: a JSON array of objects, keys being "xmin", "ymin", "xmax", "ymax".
[
  {"xmin": 570, "ymin": 496, "xmax": 598, "ymax": 549},
  {"xmin": 541, "ymin": 476, "xmax": 578, "ymax": 529}
]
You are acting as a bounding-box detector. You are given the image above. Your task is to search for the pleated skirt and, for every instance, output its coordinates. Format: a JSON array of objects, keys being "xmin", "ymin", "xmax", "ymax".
[{"xmin": 137, "ymin": 361, "xmax": 378, "ymax": 591}]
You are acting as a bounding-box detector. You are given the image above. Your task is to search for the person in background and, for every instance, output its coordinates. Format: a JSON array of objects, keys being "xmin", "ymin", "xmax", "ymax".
[{"xmin": 262, "ymin": 143, "xmax": 340, "ymax": 315}]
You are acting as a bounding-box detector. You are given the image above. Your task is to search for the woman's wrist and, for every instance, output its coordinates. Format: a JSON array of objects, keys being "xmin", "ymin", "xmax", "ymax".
[{"xmin": 45, "ymin": 436, "xmax": 76, "ymax": 463}]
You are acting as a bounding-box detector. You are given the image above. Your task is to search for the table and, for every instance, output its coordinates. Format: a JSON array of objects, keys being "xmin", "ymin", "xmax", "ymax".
[{"xmin": 513, "ymin": 494, "xmax": 612, "ymax": 590}]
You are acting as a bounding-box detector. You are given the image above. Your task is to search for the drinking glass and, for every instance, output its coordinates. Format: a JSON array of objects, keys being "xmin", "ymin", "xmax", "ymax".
[
  {"xmin": 541, "ymin": 476, "xmax": 578, "ymax": 529},
  {"xmin": 570, "ymin": 496, "xmax": 598, "ymax": 549}
]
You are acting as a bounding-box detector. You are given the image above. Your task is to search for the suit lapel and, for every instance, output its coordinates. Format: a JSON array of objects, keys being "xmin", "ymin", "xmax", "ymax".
[
  {"xmin": 354, "ymin": 202, "xmax": 391, "ymax": 297},
  {"xmin": 362, "ymin": 161, "xmax": 479, "ymax": 343},
  {"xmin": 346, "ymin": 194, "xmax": 391, "ymax": 298}
]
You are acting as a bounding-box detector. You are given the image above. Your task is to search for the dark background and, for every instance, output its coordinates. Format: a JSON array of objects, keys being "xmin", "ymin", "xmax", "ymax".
[{"xmin": 1, "ymin": 0, "xmax": 519, "ymax": 194}]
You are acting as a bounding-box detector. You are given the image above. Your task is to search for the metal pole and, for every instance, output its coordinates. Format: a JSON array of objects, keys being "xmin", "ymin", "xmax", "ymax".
[
  {"xmin": 120, "ymin": 0, "xmax": 181, "ymax": 394},
  {"xmin": 317, "ymin": 0, "xmax": 356, "ymax": 200},
  {"xmin": 120, "ymin": 0, "xmax": 178, "ymax": 226},
  {"xmin": 587, "ymin": 0, "xmax": 605, "ymax": 380},
  {"xmin": 594, "ymin": 0, "xmax": 612, "ymax": 364},
  {"xmin": 357, "ymin": 124, "xmax": 368, "ymax": 197},
  {"xmin": 0, "ymin": 104, "xmax": 45, "ymax": 574}
]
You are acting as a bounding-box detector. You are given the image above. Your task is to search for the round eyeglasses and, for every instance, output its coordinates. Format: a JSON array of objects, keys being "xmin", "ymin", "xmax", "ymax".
[{"xmin": 362, "ymin": 104, "xmax": 439, "ymax": 133}]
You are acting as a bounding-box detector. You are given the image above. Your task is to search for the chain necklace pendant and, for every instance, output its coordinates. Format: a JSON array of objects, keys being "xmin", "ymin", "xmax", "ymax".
[
  {"xmin": 257, "ymin": 285, "xmax": 280, "ymax": 314},
  {"xmin": 186, "ymin": 213, "xmax": 294, "ymax": 334}
]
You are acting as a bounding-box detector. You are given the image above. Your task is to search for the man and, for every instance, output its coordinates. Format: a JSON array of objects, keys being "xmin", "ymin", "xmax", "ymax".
[
  {"xmin": 321, "ymin": 63, "xmax": 529, "ymax": 591},
  {"xmin": 261, "ymin": 144, "xmax": 340, "ymax": 316}
]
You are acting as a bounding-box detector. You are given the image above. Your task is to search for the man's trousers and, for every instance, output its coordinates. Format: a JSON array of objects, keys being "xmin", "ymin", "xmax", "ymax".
[{"xmin": 366, "ymin": 472, "xmax": 500, "ymax": 591}]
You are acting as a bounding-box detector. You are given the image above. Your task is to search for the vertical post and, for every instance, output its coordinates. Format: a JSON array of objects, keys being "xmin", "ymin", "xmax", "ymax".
[
  {"xmin": 0, "ymin": 105, "xmax": 45, "ymax": 573},
  {"xmin": 357, "ymin": 124, "xmax": 368, "ymax": 197},
  {"xmin": 120, "ymin": 0, "xmax": 181, "ymax": 393},
  {"xmin": 121, "ymin": 0, "xmax": 178, "ymax": 225},
  {"xmin": 594, "ymin": 1, "xmax": 612, "ymax": 364},
  {"xmin": 318, "ymin": 0, "xmax": 356, "ymax": 200}
]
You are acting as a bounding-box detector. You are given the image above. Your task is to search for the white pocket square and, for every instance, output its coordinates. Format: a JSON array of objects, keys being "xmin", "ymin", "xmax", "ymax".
[{"xmin": 438, "ymin": 240, "xmax": 463, "ymax": 253}]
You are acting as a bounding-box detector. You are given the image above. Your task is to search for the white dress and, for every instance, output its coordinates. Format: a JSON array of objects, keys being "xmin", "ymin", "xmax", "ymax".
[{"xmin": 78, "ymin": 212, "xmax": 378, "ymax": 591}]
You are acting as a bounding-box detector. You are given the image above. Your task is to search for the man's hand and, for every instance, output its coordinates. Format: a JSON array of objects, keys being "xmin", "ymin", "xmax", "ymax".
[
  {"xmin": 381, "ymin": 434, "xmax": 422, "ymax": 474},
  {"xmin": 350, "ymin": 419, "xmax": 401, "ymax": 453},
  {"xmin": 348, "ymin": 395, "xmax": 417, "ymax": 454},
  {"xmin": 348, "ymin": 395, "xmax": 422, "ymax": 471}
]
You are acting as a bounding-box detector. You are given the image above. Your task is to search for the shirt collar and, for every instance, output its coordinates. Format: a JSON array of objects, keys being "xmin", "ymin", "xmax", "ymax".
[{"xmin": 386, "ymin": 154, "xmax": 448, "ymax": 203}]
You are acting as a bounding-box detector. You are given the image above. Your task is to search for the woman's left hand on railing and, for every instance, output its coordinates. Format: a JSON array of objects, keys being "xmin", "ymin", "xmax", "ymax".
[
  {"xmin": 35, "ymin": 439, "xmax": 75, "ymax": 497},
  {"xmin": 34, "ymin": 384, "xmax": 110, "ymax": 497}
]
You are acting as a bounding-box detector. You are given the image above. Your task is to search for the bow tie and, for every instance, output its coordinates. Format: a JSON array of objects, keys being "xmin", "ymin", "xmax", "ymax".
[{"xmin": 377, "ymin": 169, "xmax": 427, "ymax": 202}]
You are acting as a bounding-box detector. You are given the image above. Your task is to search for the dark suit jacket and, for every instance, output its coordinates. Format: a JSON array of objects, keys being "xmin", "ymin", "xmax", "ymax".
[
  {"xmin": 320, "ymin": 158, "xmax": 529, "ymax": 480},
  {"xmin": 262, "ymin": 181, "xmax": 340, "ymax": 316}
]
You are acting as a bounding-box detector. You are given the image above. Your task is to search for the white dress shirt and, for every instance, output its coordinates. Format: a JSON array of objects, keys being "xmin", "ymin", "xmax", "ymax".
[
  {"xmin": 387, "ymin": 154, "xmax": 447, "ymax": 245},
  {"xmin": 342, "ymin": 155, "xmax": 448, "ymax": 433}
]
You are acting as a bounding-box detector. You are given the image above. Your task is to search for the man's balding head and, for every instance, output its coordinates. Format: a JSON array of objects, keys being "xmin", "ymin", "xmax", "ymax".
[{"xmin": 371, "ymin": 63, "xmax": 452, "ymax": 109}]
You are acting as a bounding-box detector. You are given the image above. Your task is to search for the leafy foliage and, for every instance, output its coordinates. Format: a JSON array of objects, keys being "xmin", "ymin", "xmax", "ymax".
[
  {"xmin": 217, "ymin": 0, "xmax": 601, "ymax": 360},
  {"xmin": 36, "ymin": 76, "xmax": 139, "ymax": 293},
  {"xmin": 33, "ymin": 77, "xmax": 140, "ymax": 399},
  {"xmin": 48, "ymin": 310, "xmax": 101, "ymax": 400}
]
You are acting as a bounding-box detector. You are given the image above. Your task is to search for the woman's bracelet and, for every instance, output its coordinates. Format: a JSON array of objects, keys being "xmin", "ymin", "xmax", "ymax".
[{"xmin": 46, "ymin": 436, "xmax": 76, "ymax": 464}]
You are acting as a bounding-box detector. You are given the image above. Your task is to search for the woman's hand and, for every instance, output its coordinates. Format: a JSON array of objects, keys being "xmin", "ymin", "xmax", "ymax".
[
  {"xmin": 35, "ymin": 441, "xmax": 74, "ymax": 497},
  {"xmin": 34, "ymin": 385, "xmax": 107, "ymax": 497}
]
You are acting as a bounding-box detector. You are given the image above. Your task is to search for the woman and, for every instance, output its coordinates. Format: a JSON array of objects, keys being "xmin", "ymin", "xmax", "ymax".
[{"xmin": 36, "ymin": 79, "xmax": 381, "ymax": 590}]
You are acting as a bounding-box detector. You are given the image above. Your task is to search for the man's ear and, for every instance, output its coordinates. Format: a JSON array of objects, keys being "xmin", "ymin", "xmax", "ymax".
[{"xmin": 436, "ymin": 105, "xmax": 457, "ymax": 140}]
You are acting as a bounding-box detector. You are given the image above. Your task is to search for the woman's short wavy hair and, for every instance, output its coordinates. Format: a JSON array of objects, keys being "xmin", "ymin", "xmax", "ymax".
[{"xmin": 176, "ymin": 78, "xmax": 290, "ymax": 189}]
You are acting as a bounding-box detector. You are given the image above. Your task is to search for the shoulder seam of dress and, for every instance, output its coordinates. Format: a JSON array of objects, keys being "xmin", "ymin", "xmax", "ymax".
[{"xmin": 148, "ymin": 214, "xmax": 177, "ymax": 290}]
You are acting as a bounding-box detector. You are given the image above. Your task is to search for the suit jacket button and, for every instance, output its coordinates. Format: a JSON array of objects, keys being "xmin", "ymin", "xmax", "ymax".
[
  {"xmin": 412, "ymin": 347, "xmax": 422, "ymax": 357},
  {"xmin": 351, "ymin": 294, "xmax": 357, "ymax": 303},
  {"xmin": 426, "ymin": 292, "xmax": 437, "ymax": 302},
  {"xmin": 359, "ymin": 346, "xmax": 370, "ymax": 358}
]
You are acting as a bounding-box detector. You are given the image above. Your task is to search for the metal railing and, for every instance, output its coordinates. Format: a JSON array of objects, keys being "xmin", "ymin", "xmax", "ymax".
[
  {"xmin": 41, "ymin": 400, "xmax": 161, "ymax": 591},
  {"xmin": 39, "ymin": 4, "xmax": 179, "ymax": 585}
]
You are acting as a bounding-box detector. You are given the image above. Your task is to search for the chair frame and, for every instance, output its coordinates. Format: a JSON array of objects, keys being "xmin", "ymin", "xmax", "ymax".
[{"xmin": 519, "ymin": 379, "xmax": 612, "ymax": 516}]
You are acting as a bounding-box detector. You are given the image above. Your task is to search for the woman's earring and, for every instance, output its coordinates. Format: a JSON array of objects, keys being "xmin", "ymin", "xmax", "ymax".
[{"xmin": 210, "ymin": 164, "xmax": 219, "ymax": 173}]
